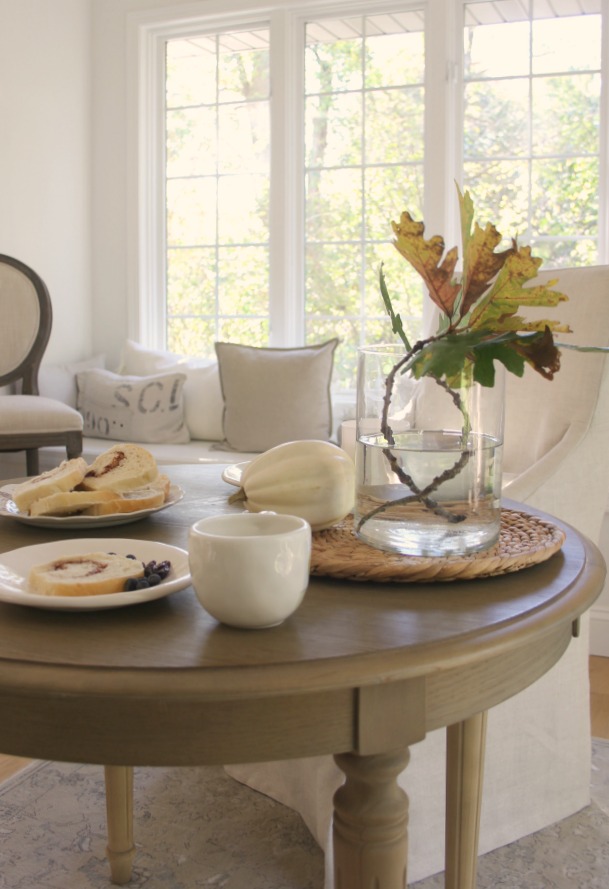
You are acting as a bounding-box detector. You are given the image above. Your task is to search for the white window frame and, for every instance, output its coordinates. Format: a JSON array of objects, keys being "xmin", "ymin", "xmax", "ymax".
[{"xmin": 126, "ymin": 0, "xmax": 608, "ymax": 350}]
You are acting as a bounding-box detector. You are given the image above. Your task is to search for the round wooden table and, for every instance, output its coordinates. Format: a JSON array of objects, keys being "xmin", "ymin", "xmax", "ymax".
[{"xmin": 0, "ymin": 464, "xmax": 604, "ymax": 888}]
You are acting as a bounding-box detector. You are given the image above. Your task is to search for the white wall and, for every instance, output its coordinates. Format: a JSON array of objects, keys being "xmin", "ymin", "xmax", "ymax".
[{"xmin": 0, "ymin": 0, "xmax": 93, "ymax": 364}]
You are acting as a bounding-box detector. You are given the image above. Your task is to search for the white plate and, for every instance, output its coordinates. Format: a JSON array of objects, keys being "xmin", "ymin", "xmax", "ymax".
[
  {"xmin": 0, "ymin": 484, "xmax": 184, "ymax": 529},
  {"xmin": 0, "ymin": 538, "xmax": 190, "ymax": 611},
  {"xmin": 221, "ymin": 463, "xmax": 250, "ymax": 487}
]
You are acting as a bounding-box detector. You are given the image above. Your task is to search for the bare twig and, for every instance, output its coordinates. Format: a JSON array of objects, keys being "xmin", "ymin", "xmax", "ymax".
[{"xmin": 357, "ymin": 342, "xmax": 473, "ymax": 532}]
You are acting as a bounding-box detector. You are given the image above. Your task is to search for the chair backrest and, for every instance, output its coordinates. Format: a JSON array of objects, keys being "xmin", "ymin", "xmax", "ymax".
[
  {"xmin": 503, "ymin": 264, "xmax": 609, "ymax": 477},
  {"xmin": 0, "ymin": 254, "xmax": 52, "ymax": 394}
]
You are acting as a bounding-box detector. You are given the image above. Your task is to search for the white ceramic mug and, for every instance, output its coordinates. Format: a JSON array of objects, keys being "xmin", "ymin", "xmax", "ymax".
[{"xmin": 188, "ymin": 512, "xmax": 312, "ymax": 628}]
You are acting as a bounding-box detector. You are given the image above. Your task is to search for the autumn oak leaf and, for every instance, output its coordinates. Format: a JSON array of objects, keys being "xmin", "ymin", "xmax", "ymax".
[
  {"xmin": 391, "ymin": 212, "xmax": 460, "ymax": 319},
  {"xmin": 466, "ymin": 246, "xmax": 571, "ymax": 337}
]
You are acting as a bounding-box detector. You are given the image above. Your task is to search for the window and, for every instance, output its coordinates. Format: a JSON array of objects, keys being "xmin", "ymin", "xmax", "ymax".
[
  {"xmin": 462, "ymin": 0, "xmax": 604, "ymax": 265},
  {"xmin": 132, "ymin": 0, "xmax": 607, "ymax": 389},
  {"xmin": 165, "ymin": 30, "xmax": 271, "ymax": 354}
]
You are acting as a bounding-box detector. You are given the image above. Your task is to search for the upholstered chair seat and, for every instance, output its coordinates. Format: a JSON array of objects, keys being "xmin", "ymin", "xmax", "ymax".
[{"xmin": 0, "ymin": 395, "xmax": 83, "ymax": 445}]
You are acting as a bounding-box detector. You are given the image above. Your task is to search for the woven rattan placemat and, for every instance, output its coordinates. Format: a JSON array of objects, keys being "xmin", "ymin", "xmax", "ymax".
[{"xmin": 310, "ymin": 508, "xmax": 566, "ymax": 583}]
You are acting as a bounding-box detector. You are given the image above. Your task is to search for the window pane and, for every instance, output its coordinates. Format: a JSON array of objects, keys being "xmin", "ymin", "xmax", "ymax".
[
  {"xmin": 217, "ymin": 174, "xmax": 269, "ymax": 244},
  {"xmin": 365, "ymin": 29, "xmax": 424, "ymax": 86},
  {"xmin": 218, "ymin": 36, "xmax": 269, "ymax": 101},
  {"xmin": 305, "ymin": 93, "xmax": 362, "ymax": 167},
  {"xmin": 305, "ymin": 23, "xmax": 363, "ymax": 93},
  {"xmin": 532, "ymin": 74, "xmax": 600, "ymax": 155},
  {"xmin": 531, "ymin": 157, "xmax": 599, "ymax": 235},
  {"xmin": 167, "ymin": 248, "xmax": 216, "ymax": 315},
  {"xmin": 464, "ymin": 20, "xmax": 530, "ymax": 79},
  {"xmin": 166, "ymin": 179, "xmax": 217, "ymax": 246},
  {"xmin": 218, "ymin": 102, "xmax": 269, "ymax": 173},
  {"xmin": 166, "ymin": 37, "xmax": 217, "ymax": 107},
  {"xmin": 167, "ymin": 317, "xmax": 217, "ymax": 358},
  {"xmin": 305, "ymin": 243, "xmax": 361, "ymax": 315},
  {"xmin": 166, "ymin": 108, "xmax": 217, "ymax": 177},
  {"xmin": 464, "ymin": 80, "xmax": 529, "ymax": 158},
  {"xmin": 217, "ymin": 245, "xmax": 269, "ymax": 315},
  {"xmin": 365, "ymin": 87, "xmax": 424, "ymax": 164},
  {"xmin": 532, "ymin": 12, "xmax": 601, "ymax": 74},
  {"xmin": 305, "ymin": 168, "xmax": 363, "ymax": 241}
]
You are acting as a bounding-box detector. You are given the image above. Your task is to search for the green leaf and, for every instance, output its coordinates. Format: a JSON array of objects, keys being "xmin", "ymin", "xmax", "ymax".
[
  {"xmin": 471, "ymin": 341, "xmax": 526, "ymax": 386},
  {"xmin": 409, "ymin": 330, "xmax": 489, "ymax": 381},
  {"xmin": 379, "ymin": 264, "xmax": 412, "ymax": 351},
  {"xmin": 410, "ymin": 328, "xmax": 555, "ymax": 387}
]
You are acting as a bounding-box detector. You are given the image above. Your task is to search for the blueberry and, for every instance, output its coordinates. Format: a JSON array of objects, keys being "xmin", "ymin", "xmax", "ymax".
[
  {"xmin": 136, "ymin": 578, "xmax": 151, "ymax": 590},
  {"xmin": 156, "ymin": 560, "xmax": 171, "ymax": 580},
  {"xmin": 147, "ymin": 573, "xmax": 162, "ymax": 586},
  {"xmin": 124, "ymin": 578, "xmax": 139, "ymax": 591}
]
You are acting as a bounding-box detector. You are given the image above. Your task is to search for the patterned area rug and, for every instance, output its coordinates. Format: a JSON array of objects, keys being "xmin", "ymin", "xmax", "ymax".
[{"xmin": 0, "ymin": 741, "xmax": 607, "ymax": 889}]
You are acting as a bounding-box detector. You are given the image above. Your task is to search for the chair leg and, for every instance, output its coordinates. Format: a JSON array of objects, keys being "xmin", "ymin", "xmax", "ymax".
[
  {"xmin": 66, "ymin": 430, "xmax": 83, "ymax": 460},
  {"xmin": 25, "ymin": 449, "xmax": 39, "ymax": 476},
  {"xmin": 104, "ymin": 765, "xmax": 136, "ymax": 885}
]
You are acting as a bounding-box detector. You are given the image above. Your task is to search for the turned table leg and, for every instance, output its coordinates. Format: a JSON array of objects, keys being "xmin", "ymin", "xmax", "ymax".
[
  {"xmin": 445, "ymin": 712, "xmax": 488, "ymax": 889},
  {"xmin": 104, "ymin": 765, "xmax": 136, "ymax": 885},
  {"xmin": 333, "ymin": 748, "xmax": 411, "ymax": 889}
]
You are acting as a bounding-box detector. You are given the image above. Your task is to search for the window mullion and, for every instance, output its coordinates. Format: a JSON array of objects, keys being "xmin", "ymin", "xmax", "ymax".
[
  {"xmin": 600, "ymin": 0, "xmax": 609, "ymax": 263},
  {"xmin": 424, "ymin": 0, "xmax": 460, "ymax": 244},
  {"xmin": 269, "ymin": 9, "xmax": 305, "ymax": 346}
]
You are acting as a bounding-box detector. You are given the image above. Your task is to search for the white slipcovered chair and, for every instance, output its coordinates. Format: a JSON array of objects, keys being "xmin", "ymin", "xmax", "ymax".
[
  {"xmin": 0, "ymin": 254, "xmax": 83, "ymax": 475},
  {"xmin": 226, "ymin": 264, "xmax": 609, "ymax": 885}
]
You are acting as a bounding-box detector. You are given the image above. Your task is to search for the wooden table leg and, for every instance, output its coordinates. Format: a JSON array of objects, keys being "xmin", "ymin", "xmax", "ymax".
[
  {"xmin": 333, "ymin": 748, "xmax": 410, "ymax": 889},
  {"xmin": 104, "ymin": 765, "xmax": 136, "ymax": 885},
  {"xmin": 445, "ymin": 712, "xmax": 488, "ymax": 889}
]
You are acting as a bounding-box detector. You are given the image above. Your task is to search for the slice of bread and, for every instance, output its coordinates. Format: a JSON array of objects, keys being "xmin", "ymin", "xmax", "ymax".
[
  {"xmin": 11, "ymin": 458, "xmax": 89, "ymax": 513},
  {"xmin": 79, "ymin": 444, "xmax": 159, "ymax": 493},
  {"xmin": 29, "ymin": 489, "xmax": 118, "ymax": 518},
  {"xmin": 82, "ymin": 475, "xmax": 171, "ymax": 516},
  {"xmin": 28, "ymin": 552, "xmax": 145, "ymax": 597}
]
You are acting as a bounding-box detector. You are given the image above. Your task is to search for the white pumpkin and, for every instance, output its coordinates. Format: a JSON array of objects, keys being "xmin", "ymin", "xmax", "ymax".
[{"xmin": 239, "ymin": 440, "xmax": 355, "ymax": 531}]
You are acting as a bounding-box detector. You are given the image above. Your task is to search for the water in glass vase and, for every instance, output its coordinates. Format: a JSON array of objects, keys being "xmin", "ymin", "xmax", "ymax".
[{"xmin": 355, "ymin": 430, "xmax": 502, "ymax": 557}]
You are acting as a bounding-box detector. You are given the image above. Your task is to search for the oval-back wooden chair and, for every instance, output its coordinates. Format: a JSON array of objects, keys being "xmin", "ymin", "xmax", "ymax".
[{"xmin": 0, "ymin": 254, "xmax": 83, "ymax": 476}]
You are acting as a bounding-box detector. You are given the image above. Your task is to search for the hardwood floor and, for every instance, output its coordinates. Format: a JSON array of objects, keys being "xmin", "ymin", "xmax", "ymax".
[
  {"xmin": 0, "ymin": 657, "xmax": 607, "ymax": 785},
  {"xmin": 0, "ymin": 753, "xmax": 31, "ymax": 783},
  {"xmin": 590, "ymin": 655, "xmax": 609, "ymax": 740}
]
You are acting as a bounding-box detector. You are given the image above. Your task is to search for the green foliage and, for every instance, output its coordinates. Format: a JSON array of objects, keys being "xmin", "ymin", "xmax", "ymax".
[{"xmin": 385, "ymin": 186, "xmax": 574, "ymax": 386}]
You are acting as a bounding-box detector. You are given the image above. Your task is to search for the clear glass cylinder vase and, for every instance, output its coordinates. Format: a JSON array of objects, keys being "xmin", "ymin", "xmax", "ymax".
[{"xmin": 354, "ymin": 344, "xmax": 505, "ymax": 557}]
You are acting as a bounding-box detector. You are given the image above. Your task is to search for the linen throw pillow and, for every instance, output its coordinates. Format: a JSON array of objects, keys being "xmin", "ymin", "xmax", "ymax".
[
  {"xmin": 214, "ymin": 339, "xmax": 338, "ymax": 452},
  {"xmin": 118, "ymin": 340, "xmax": 225, "ymax": 441},
  {"xmin": 76, "ymin": 369, "xmax": 190, "ymax": 443}
]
